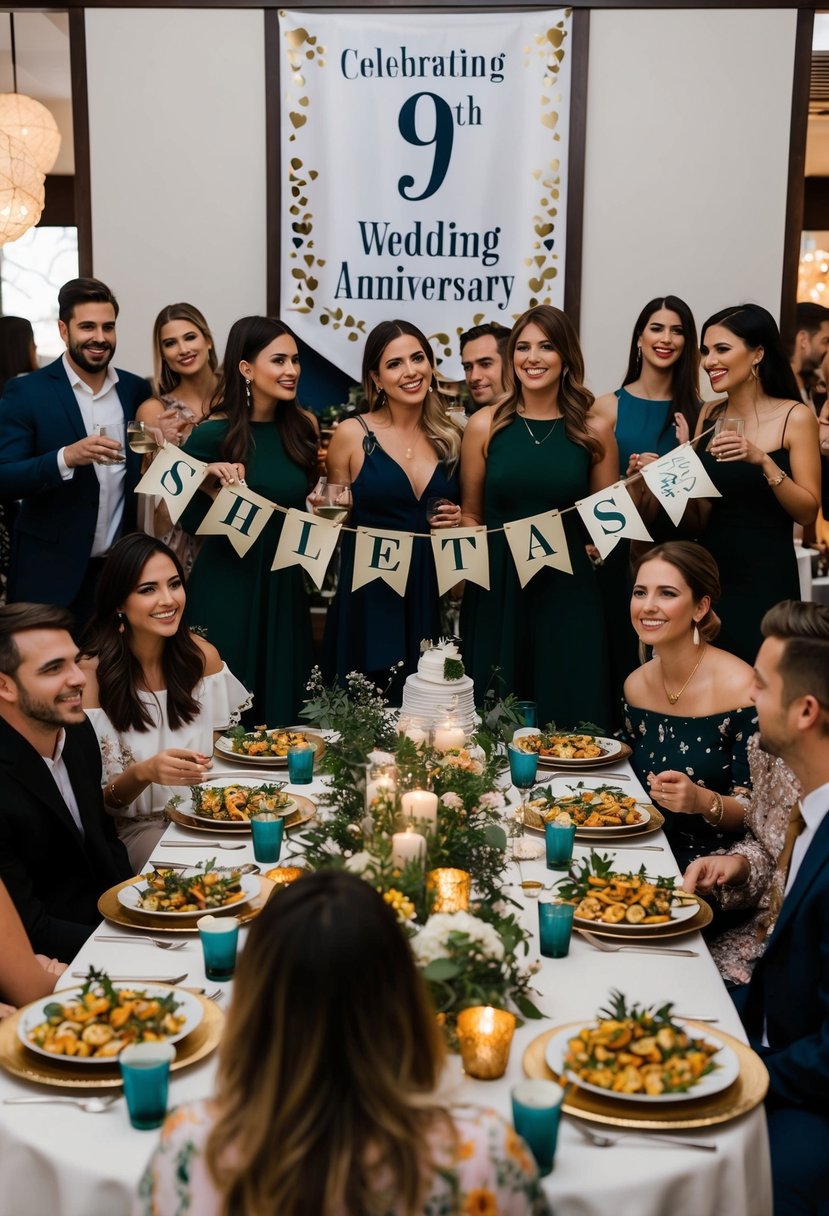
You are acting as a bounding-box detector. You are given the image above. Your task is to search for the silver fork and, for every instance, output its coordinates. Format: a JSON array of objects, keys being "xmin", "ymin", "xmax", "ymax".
[
  {"xmin": 3, "ymin": 1095, "xmax": 121, "ymax": 1113},
  {"xmin": 159, "ymin": 841, "xmax": 247, "ymax": 850},
  {"xmin": 71, "ymin": 971, "xmax": 188, "ymax": 984},
  {"xmin": 94, "ymin": 935, "xmax": 190, "ymax": 951},
  {"xmin": 579, "ymin": 929, "xmax": 697, "ymax": 958},
  {"xmin": 570, "ymin": 1119, "xmax": 716, "ymax": 1153}
]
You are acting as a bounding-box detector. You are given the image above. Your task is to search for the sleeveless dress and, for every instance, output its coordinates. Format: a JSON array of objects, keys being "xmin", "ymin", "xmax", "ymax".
[
  {"xmin": 323, "ymin": 418, "xmax": 459, "ymax": 696},
  {"xmin": 461, "ymin": 418, "xmax": 611, "ymax": 730},
  {"xmin": 181, "ymin": 420, "xmax": 314, "ymax": 724},
  {"xmin": 699, "ymin": 408, "xmax": 799, "ymax": 663}
]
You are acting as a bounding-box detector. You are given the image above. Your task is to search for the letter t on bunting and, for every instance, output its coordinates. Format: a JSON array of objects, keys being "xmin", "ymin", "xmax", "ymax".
[
  {"xmin": 196, "ymin": 485, "xmax": 274, "ymax": 557},
  {"xmin": 639, "ymin": 444, "xmax": 720, "ymax": 526},
  {"xmin": 352, "ymin": 527, "xmax": 413, "ymax": 596},
  {"xmin": 134, "ymin": 444, "xmax": 206, "ymax": 524},
  {"xmin": 503, "ymin": 511, "xmax": 572, "ymax": 588},
  {"xmin": 272, "ymin": 508, "xmax": 341, "ymax": 589},
  {"xmin": 576, "ymin": 483, "xmax": 651, "ymax": 560},
  {"xmin": 430, "ymin": 527, "xmax": 489, "ymax": 596}
]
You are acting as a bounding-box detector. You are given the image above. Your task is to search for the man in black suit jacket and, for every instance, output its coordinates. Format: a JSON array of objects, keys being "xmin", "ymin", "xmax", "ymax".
[
  {"xmin": 733, "ymin": 600, "xmax": 829, "ymax": 1214},
  {"xmin": 0, "ymin": 277, "xmax": 151, "ymax": 624},
  {"xmin": 0, "ymin": 603, "xmax": 131, "ymax": 959}
]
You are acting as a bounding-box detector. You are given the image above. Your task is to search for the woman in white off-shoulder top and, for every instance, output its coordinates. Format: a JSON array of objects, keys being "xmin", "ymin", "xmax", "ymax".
[{"xmin": 82, "ymin": 535, "xmax": 250, "ymax": 870}]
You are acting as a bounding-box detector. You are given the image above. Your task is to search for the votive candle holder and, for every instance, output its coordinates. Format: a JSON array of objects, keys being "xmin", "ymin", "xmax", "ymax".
[
  {"xmin": 456, "ymin": 1006, "xmax": 516, "ymax": 1080},
  {"xmin": 427, "ymin": 867, "xmax": 471, "ymax": 913}
]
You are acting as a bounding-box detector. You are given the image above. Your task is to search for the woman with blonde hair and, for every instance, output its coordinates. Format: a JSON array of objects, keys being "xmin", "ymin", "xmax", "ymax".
[
  {"xmin": 137, "ymin": 871, "xmax": 547, "ymax": 1216},
  {"xmin": 324, "ymin": 320, "xmax": 462, "ymax": 693},
  {"xmin": 460, "ymin": 304, "xmax": 618, "ymax": 727}
]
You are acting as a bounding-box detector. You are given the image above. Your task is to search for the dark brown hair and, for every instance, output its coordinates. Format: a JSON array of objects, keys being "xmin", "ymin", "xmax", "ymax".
[
  {"xmin": 621, "ymin": 295, "xmax": 700, "ymax": 437},
  {"xmin": 761, "ymin": 600, "xmax": 829, "ymax": 718},
  {"xmin": 152, "ymin": 302, "xmax": 218, "ymax": 396},
  {"xmin": 84, "ymin": 535, "xmax": 204, "ymax": 733},
  {"xmin": 58, "ymin": 277, "xmax": 119, "ymax": 324},
  {"xmin": 633, "ymin": 541, "xmax": 722, "ymax": 641},
  {"xmin": 0, "ymin": 604, "xmax": 75, "ymax": 676},
  {"xmin": 207, "ymin": 870, "xmax": 450, "ymax": 1216}
]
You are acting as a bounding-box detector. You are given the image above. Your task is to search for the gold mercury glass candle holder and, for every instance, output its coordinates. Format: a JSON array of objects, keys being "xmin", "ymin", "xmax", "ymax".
[
  {"xmin": 456, "ymin": 1006, "xmax": 516, "ymax": 1080},
  {"xmin": 264, "ymin": 865, "xmax": 305, "ymax": 886},
  {"xmin": 427, "ymin": 867, "xmax": 471, "ymax": 912}
]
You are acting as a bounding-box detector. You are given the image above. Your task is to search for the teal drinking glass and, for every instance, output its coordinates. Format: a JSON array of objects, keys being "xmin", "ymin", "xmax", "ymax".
[
  {"xmin": 119, "ymin": 1042, "xmax": 176, "ymax": 1130},
  {"xmin": 544, "ymin": 819, "xmax": 576, "ymax": 871},
  {"xmin": 511, "ymin": 1079, "xmax": 564, "ymax": 1175},
  {"xmin": 287, "ymin": 743, "xmax": 315, "ymax": 784},
  {"xmin": 250, "ymin": 812, "xmax": 285, "ymax": 863},
  {"xmin": 197, "ymin": 914, "xmax": 240, "ymax": 981},
  {"xmin": 515, "ymin": 700, "xmax": 538, "ymax": 728},
  {"xmin": 537, "ymin": 900, "xmax": 575, "ymax": 958}
]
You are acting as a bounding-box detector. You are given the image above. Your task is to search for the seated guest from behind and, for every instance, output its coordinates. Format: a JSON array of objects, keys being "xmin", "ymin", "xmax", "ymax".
[
  {"xmin": 459, "ymin": 321, "xmax": 509, "ymax": 410},
  {"xmin": 0, "ymin": 604, "xmax": 131, "ymax": 959},
  {"xmin": 730, "ymin": 600, "xmax": 829, "ymax": 1214},
  {"xmin": 0, "ymin": 878, "xmax": 67, "ymax": 1018},
  {"xmin": 623, "ymin": 541, "xmax": 756, "ymax": 872},
  {"xmin": 137, "ymin": 871, "xmax": 549, "ymax": 1216}
]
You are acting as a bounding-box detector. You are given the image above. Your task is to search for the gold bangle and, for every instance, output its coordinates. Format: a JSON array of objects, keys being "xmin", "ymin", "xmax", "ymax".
[
  {"xmin": 703, "ymin": 792, "xmax": 724, "ymax": 827},
  {"xmin": 763, "ymin": 469, "xmax": 787, "ymax": 488},
  {"xmin": 106, "ymin": 780, "xmax": 128, "ymax": 809}
]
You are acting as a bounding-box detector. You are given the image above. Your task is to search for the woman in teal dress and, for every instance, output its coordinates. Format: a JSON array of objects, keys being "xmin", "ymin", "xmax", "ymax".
[
  {"xmin": 592, "ymin": 296, "xmax": 702, "ymax": 720},
  {"xmin": 324, "ymin": 321, "xmax": 462, "ymax": 697},
  {"xmin": 180, "ymin": 317, "xmax": 318, "ymax": 723},
  {"xmin": 622, "ymin": 542, "xmax": 755, "ymax": 873},
  {"xmin": 460, "ymin": 305, "xmax": 618, "ymax": 730},
  {"xmin": 696, "ymin": 304, "xmax": 821, "ymax": 663}
]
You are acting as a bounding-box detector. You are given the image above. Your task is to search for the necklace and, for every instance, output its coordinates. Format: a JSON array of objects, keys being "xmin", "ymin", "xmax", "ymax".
[
  {"xmin": 662, "ymin": 646, "xmax": 706, "ymax": 705},
  {"xmin": 519, "ymin": 414, "xmax": 560, "ymax": 446}
]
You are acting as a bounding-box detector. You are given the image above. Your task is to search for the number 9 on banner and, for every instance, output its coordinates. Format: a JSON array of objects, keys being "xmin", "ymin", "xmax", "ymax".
[{"xmin": 398, "ymin": 92, "xmax": 454, "ymax": 201}]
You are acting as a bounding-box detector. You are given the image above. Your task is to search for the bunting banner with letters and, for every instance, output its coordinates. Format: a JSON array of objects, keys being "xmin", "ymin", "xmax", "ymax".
[
  {"xmin": 639, "ymin": 443, "xmax": 721, "ymax": 527},
  {"xmin": 576, "ymin": 482, "xmax": 653, "ymax": 561},
  {"xmin": 503, "ymin": 510, "xmax": 572, "ymax": 588},
  {"xmin": 272, "ymin": 508, "xmax": 342, "ymax": 589}
]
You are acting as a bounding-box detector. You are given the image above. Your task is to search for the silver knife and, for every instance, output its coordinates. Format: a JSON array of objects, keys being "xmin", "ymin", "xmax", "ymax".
[{"xmin": 71, "ymin": 972, "xmax": 188, "ymax": 983}]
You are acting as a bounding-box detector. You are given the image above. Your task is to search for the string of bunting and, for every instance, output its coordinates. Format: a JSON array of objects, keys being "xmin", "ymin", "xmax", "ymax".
[{"xmin": 135, "ymin": 425, "xmax": 720, "ymax": 599}]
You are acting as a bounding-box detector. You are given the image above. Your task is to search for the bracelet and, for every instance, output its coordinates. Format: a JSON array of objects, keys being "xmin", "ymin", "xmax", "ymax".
[
  {"xmin": 105, "ymin": 780, "xmax": 128, "ymax": 809},
  {"xmin": 764, "ymin": 469, "xmax": 787, "ymax": 488},
  {"xmin": 702, "ymin": 791, "xmax": 724, "ymax": 828}
]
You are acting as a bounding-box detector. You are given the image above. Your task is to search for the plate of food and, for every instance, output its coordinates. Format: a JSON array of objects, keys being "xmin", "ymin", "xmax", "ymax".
[
  {"xmin": 117, "ymin": 862, "xmax": 258, "ymax": 918},
  {"xmin": 191, "ymin": 779, "xmax": 296, "ymax": 824},
  {"xmin": 512, "ymin": 728, "xmax": 623, "ymax": 768},
  {"xmin": 18, "ymin": 969, "xmax": 203, "ymax": 1065},
  {"xmin": 214, "ymin": 726, "xmax": 325, "ymax": 767},
  {"xmin": 545, "ymin": 991, "xmax": 739, "ymax": 1103},
  {"xmin": 523, "ymin": 785, "xmax": 650, "ymax": 836},
  {"xmin": 556, "ymin": 851, "xmax": 700, "ymax": 931}
]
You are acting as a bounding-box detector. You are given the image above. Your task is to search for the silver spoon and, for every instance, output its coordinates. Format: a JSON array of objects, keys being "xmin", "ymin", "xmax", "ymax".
[
  {"xmin": 570, "ymin": 1119, "xmax": 715, "ymax": 1153},
  {"xmin": 3, "ymin": 1095, "xmax": 120, "ymax": 1113}
]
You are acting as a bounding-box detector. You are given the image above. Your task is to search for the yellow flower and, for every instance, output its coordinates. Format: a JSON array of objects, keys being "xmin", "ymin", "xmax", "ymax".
[
  {"xmin": 464, "ymin": 1188, "xmax": 498, "ymax": 1216},
  {"xmin": 383, "ymin": 888, "xmax": 416, "ymax": 922},
  {"xmin": 456, "ymin": 1138, "xmax": 476, "ymax": 1161}
]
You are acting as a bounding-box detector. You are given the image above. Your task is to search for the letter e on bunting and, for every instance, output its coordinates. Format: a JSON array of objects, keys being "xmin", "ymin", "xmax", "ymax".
[
  {"xmin": 576, "ymin": 482, "xmax": 651, "ymax": 560},
  {"xmin": 272, "ymin": 508, "xmax": 341, "ymax": 589},
  {"xmin": 430, "ymin": 527, "xmax": 489, "ymax": 595},
  {"xmin": 196, "ymin": 485, "xmax": 274, "ymax": 557},
  {"xmin": 639, "ymin": 443, "xmax": 721, "ymax": 526},
  {"xmin": 353, "ymin": 528, "xmax": 413, "ymax": 596},
  {"xmin": 503, "ymin": 511, "xmax": 572, "ymax": 588},
  {"xmin": 135, "ymin": 444, "xmax": 206, "ymax": 525}
]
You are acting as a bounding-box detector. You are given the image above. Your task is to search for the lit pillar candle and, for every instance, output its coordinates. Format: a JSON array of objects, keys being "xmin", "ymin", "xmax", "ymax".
[
  {"xmin": 400, "ymin": 789, "xmax": 438, "ymax": 832},
  {"xmin": 365, "ymin": 772, "xmax": 398, "ymax": 811},
  {"xmin": 433, "ymin": 724, "xmax": 466, "ymax": 752},
  {"xmin": 391, "ymin": 827, "xmax": 426, "ymax": 869}
]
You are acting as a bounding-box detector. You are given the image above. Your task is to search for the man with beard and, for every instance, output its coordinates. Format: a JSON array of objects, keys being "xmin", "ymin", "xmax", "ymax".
[
  {"xmin": 0, "ymin": 603, "xmax": 131, "ymax": 958},
  {"xmin": 788, "ymin": 301, "xmax": 829, "ymax": 406},
  {"xmin": 0, "ymin": 278, "xmax": 151, "ymax": 623}
]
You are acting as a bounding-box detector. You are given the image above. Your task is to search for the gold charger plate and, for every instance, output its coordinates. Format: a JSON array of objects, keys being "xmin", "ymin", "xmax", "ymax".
[
  {"xmin": 213, "ymin": 729, "xmax": 325, "ymax": 767},
  {"xmin": 167, "ymin": 793, "xmax": 316, "ymax": 835},
  {"xmin": 98, "ymin": 874, "xmax": 276, "ymax": 934},
  {"xmin": 524, "ymin": 802, "xmax": 665, "ymax": 840},
  {"xmin": 0, "ymin": 990, "xmax": 223, "ymax": 1090},
  {"xmin": 523, "ymin": 1020, "xmax": 768, "ymax": 1130},
  {"xmin": 535, "ymin": 741, "xmax": 634, "ymax": 770},
  {"xmin": 573, "ymin": 896, "xmax": 713, "ymax": 940}
]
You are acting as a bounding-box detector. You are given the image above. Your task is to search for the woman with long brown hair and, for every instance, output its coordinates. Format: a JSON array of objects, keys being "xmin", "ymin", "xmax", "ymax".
[
  {"xmin": 460, "ymin": 305, "xmax": 618, "ymax": 728},
  {"xmin": 180, "ymin": 316, "xmax": 319, "ymax": 723},
  {"xmin": 137, "ymin": 871, "xmax": 547, "ymax": 1216},
  {"xmin": 82, "ymin": 534, "xmax": 249, "ymax": 869}
]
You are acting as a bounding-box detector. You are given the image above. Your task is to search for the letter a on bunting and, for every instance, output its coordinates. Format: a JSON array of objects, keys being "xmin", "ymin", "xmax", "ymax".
[{"xmin": 503, "ymin": 511, "xmax": 572, "ymax": 588}]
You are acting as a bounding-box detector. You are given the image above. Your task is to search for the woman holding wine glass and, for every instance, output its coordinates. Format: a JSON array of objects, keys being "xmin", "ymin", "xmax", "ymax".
[{"xmin": 323, "ymin": 320, "xmax": 462, "ymax": 695}]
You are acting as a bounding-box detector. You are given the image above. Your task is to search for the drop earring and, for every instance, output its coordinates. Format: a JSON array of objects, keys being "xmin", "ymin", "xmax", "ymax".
[
  {"xmin": 244, "ymin": 378, "xmax": 252, "ymax": 408},
  {"xmin": 693, "ymin": 623, "xmax": 700, "ymax": 646},
  {"xmin": 116, "ymin": 611, "xmax": 126, "ymax": 634}
]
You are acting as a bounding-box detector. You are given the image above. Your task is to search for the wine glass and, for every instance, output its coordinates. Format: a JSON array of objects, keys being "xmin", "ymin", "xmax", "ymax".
[
  {"xmin": 96, "ymin": 424, "xmax": 125, "ymax": 464},
  {"xmin": 426, "ymin": 497, "xmax": 455, "ymax": 527},
  {"xmin": 313, "ymin": 482, "xmax": 352, "ymax": 525},
  {"xmin": 507, "ymin": 741, "xmax": 539, "ymax": 846},
  {"xmin": 127, "ymin": 420, "xmax": 162, "ymax": 456}
]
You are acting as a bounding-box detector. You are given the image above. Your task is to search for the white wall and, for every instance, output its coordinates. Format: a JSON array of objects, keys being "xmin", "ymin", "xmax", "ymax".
[
  {"xmin": 579, "ymin": 8, "xmax": 797, "ymax": 396},
  {"xmin": 84, "ymin": 8, "xmax": 268, "ymax": 379}
]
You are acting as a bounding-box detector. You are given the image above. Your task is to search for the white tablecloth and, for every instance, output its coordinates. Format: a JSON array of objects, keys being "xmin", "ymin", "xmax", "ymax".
[{"xmin": 0, "ymin": 758, "xmax": 772, "ymax": 1216}]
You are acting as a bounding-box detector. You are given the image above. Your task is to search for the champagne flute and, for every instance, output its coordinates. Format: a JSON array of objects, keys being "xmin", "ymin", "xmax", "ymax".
[
  {"xmin": 127, "ymin": 420, "xmax": 162, "ymax": 455},
  {"xmin": 507, "ymin": 741, "xmax": 539, "ymax": 846},
  {"xmin": 313, "ymin": 482, "xmax": 352, "ymax": 525}
]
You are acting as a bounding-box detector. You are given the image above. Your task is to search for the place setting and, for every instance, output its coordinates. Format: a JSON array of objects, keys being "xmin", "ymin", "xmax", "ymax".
[{"xmin": 97, "ymin": 859, "xmax": 276, "ymax": 935}]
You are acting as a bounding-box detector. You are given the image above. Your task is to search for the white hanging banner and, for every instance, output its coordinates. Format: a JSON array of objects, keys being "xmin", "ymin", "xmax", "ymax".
[
  {"xmin": 430, "ymin": 526, "xmax": 490, "ymax": 595},
  {"xmin": 134, "ymin": 444, "xmax": 206, "ymax": 525},
  {"xmin": 576, "ymin": 483, "xmax": 652, "ymax": 560},
  {"xmin": 196, "ymin": 485, "xmax": 275, "ymax": 558},
  {"xmin": 503, "ymin": 510, "xmax": 572, "ymax": 588},
  {"xmin": 352, "ymin": 527, "xmax": 414, "ymax": 596},
  {"xmin": 272, "ymin": 508, "xmax": 341, "ymax": 589},
  {"xmin": 278, "ymin": 9, "xmax": 572, "ymax": 379},
  {"xmin": 639, "ymin": 443, "xmax": 722, "ymax": 526}
]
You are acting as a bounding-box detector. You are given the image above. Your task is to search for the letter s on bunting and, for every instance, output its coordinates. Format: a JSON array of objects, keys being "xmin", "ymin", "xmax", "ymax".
[
  {"xmin": 134, "ymin": 444, "xmax": 206, "ymax": 525},
  {"xmin": 575, "ymin": 483, "xmax": 651, "ymax": 561}
]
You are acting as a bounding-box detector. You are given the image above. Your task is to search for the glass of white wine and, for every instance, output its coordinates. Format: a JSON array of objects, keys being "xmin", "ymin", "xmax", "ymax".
[
  {"xmin": 313, "ymin": 482, "xmax": 352, "ymax": 525},
  {"xmin": 127, "ymin": 420, "xmax": 162, "ymax": 455}
]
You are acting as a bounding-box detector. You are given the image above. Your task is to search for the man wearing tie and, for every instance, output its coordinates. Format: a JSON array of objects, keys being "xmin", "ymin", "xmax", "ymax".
[
  {"xmin": 0, "ymin": 278, "xmax": 151, "ymax": 625},
  {"xmin": 736, "ymin": 599, "xmax": 829, "ymax": 1213}
]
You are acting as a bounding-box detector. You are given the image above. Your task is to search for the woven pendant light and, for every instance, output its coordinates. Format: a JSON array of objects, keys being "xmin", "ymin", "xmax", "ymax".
[
  {"xmin": 0, "ymin": 92, "xmax": 60, "ymax": 175},
  {"xmin": 0, "ymin": 129, "xmax": 44, "ymax": 245}
]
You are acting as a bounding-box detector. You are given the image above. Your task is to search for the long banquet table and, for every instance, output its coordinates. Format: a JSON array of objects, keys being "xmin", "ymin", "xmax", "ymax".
[{"xmin": 0, "ymin": 753, "xmax": 772, "ymax": 1216}]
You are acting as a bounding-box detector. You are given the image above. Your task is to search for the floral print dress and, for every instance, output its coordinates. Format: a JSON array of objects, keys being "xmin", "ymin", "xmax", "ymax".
[{"xmin": 134, "ymin": 1101, "xmax": 551, "ymax": 1216}]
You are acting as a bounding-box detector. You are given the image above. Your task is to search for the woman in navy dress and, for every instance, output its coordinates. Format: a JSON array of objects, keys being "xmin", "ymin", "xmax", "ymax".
[{"xmin": 324, "ymin": 321, "xmax": 462, "ymax": 696}]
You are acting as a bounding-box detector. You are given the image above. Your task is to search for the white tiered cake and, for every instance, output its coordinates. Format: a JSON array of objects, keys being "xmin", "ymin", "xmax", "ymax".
[{"xmin": 400, "ymin": 640, "xmax": 477, "ymax": 732}]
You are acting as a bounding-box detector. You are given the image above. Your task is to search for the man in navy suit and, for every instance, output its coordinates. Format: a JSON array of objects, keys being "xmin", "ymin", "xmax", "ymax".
[
  {"xmin": 0, "ymin": 278, "xmax": 151, "ymax": 624},
  {"xmin": 0, "ymin": 602, "xmax": 131, "ymax": 959},
  {"xmin": 735, "ymin": 600, "xmax": 829, "ymax": 1214}
]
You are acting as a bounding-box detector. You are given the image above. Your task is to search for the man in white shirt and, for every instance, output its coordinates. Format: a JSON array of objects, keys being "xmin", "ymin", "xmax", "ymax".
[
  {"xmin": 0, "ymin": 603, "xmax": 131, "ymax": 958},
  {"xmin": 732, "ymin": 599, "xmax": 829, "ymax": 1215},
  {"xmin": 0, "ymin": 278, "xmax": 151, "ymax": 625}
]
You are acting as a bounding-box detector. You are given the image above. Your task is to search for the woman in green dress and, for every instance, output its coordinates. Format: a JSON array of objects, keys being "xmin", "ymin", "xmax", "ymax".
[
  {"xmin": 180, "ymin": 317, "xmax": 318, "ymax": 724},
  {"xmin": 460, "ymin": 305, "xmax": 618, "ymax": 730}
]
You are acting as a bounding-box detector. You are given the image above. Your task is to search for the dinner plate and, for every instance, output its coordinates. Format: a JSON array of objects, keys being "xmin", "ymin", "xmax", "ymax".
[
  {"xmin": 573, "ymin": 896, "xmax": 699, "ymax": 933},
  {"xmin": 167, "ymin": 792, "xmax": 316, "ymax": 835},
  {"xmin": 99, "ymin": 875, "xmax": 276, "ymax": 934},
  {"xmin": 117, "ymin": 870, "xmax": 259, "ymax": 919},
  {"xmin": 214, "ymin": 729, "xmax": 325, "ymax": 767},
  {"xmin": 189, "ymin": 777, "xmax": 297, "ymax": 825},
  {"xmin": 513, "ymin": 728, "xmax": 623, "ymax": 769},
  {"xmin": 523, "ymin": 800, "xmax": 664, "ymax": 839},
  {"xmin": 17, "ymin": 984, "xmax": 203, "ymax": 1066},
  {"xmin": 573, "ymin": 896, "xmax": 713, "ymax": 940},
  {"xmin": 544, "ymin": 1022, "xmax": 740, "ymax": 1104}
]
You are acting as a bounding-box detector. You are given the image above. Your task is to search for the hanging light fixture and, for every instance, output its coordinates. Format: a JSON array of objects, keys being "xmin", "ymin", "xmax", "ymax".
[
  {"xmin": 0, "ymin": 14, "xmax": 61, "ymax": 175},
  {"xmin": 0, "ymin": 130, "xmax": 44, "ymax": 246}
]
